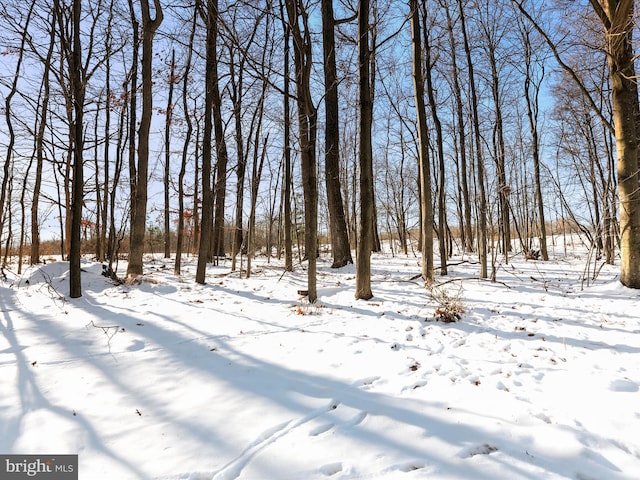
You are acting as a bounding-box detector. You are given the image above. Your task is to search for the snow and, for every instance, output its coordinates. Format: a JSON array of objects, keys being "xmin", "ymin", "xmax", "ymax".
[{"xmin": 1, "ymin": 247, "xmax": 639, "ymax": 479}]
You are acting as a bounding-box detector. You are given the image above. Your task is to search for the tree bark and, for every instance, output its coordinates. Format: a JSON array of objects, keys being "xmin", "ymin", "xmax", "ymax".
[
  {"xmin": 211, "ymin": 0, "xmax": 230, "ymax": 261},
  {"xmin": 422, "ymin": 4, "xmax": 447, "ymax": 275},
  {"xmin": 127, "ymin": 0, "xmax": 163, "ymax": 277},
  {"xmin": 355, "ymin": 0, "xmax": 374, "ymax": 299},
  {"xmin": 285, "ymin": 0, "xmax": 319, "ymax": 302},
  {"xmin": 596, "ymin": 0, "xmax": 640, "ymax": 287},
  {"xmin": 164, "ymin": 49, "xmax": 176, "ymax": 259},
  {"xmin": 279, "ymin": 0, "xmax": 293, "ymax": 272},
  {"xmin": 196, "ymin": 0, "xmax": 216, "ymax": 284},
  {"xmin": 322, "ymin": 0, "xmax": 353, "ymax": 268},
  {"xmin": 68, "ymin": 0, "xmax": 84, "ymax": 297},
  {"xmin": 410, "ymin": 0, "xmax": 434, "ymax": 283}
]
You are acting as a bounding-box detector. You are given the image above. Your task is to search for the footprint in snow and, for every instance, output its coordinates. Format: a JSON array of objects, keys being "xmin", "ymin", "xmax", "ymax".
[
  {"xmin": 353, "ymin": 376, "xmax": 380, "ymax": 389},
  {"xmin": 319, "ymin": 462, "xmax": 343, "ymax": 476},
  {"xmin": 402, "ymin": 380, "xmax": 428, "ymax": 393},
  {"xmin": 459, "ymin": 443, "xmax": 499, "ymax": 458},
  {"xmin": 533, "ymin": 411, "xmax": 552, "ymax": 424},
  {"xmin": 390, "ymin": 461, "xmax": 427, "ymax": 472},
  {"xmin": 495, "ymin": 380, "xmax": 512, "ymax": 392}
]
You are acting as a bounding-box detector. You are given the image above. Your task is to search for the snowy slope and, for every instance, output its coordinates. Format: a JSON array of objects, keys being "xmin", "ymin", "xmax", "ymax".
[{"xmin": 1, "ymin": 249, "xmax": 639, "ymax": 479}]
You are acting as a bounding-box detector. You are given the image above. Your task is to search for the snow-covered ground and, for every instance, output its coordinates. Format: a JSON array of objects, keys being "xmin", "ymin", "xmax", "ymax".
[{"xmin": 1, "ymin": 245, "xmax": 639, "ymax": 479}]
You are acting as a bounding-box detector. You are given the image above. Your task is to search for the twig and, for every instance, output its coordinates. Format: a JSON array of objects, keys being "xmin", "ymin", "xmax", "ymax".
[
  {"xmin": 33, "ymin": 267, "xmax": 67, "ymax": 311},
  {"xmin": 86, "ymin": 320, "xmax": 124, "ymax": 352}
]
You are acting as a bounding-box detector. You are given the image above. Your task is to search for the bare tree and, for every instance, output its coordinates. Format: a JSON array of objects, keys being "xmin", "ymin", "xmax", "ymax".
[
  {"xmin": 441, "ymin": 0, "xmax": 473, "ymax": 254},
  {"xmin": 210, "ymin": 7, "xmax": 230, "ymax": 263},
  {"xmin": 127, "ymin": 0, "xmax": 163, "ymax": 278},
  {"xmin": 409, "ymin": 0, "xmax": 434, "ymax": 282},
  {"xmin": 478, "ymin": 0, "xmax": 511, "ymax": 260},
  {"xmin": 30, "ymin": 7, "xmax": 56, "ymax": 265},
  {"xmin": 279, "ymin": 0, "xmax": 293, "ymax": 272},
  {"xmin": 196, "ymin": 0, "xmax": 217, "ymax": 284},
  {"xmin": 225, "ymin": 5, "xmax": 267, "ymax": 272},
  {"xmin": 515, "ymin": 0, "xmax": 640, "ymax": 287},
  {"xmin": 355, "ymin": 0, "xmax": 375, "ymax": 299},
  {"xmin": 53, "ymin": 0, "xmax": 85, "ymax": 297},
  {"xmin": 1, "ymin": 1, "xmax": 35, "ymax": 263},
  {"xmin": 175, "ymin": 8, "xmax": 197, "ymax": 276},
  {"xmin": 322, "ymin": 0, "xmax": 353, "ymax": 268},
  {"xmin": 518, "ymin": 18, "xmax": 548, "ymax": 260},
  {"xmin": 590, "ymin": 0, "xmax": 640, "ymax": 288},
  {"xmin": 421, "ymin": 4, "xmax": 447, "ymax": 275},
  {"xmin": 228, "ymin": 27, "xmax": 248, "ymax": 273},
  {"xmin": 284, "ymin": 0, "xmax": 319, "ymax": 302},
  {"xmin": 98, "ymin": 2, "xmax": 116, "ymax": 264},
  {"xmin": 163, "ymin": 49, "xmax": 176, "ymax": 259},
  {"xmin": 458, "ymin": 0, "xmax": 488, "ymax": 278},
  {"xmin": 246, "ymin": 133, "xmax": 268, "ymax": 278}
]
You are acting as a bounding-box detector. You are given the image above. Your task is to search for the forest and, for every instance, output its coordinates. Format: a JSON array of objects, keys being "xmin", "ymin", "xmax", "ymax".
[
  {"xmin": 2, "ymin": 2, "xmax": 640, "ymax": 478},
  {"xmin": 0, "ymin": 0, "xmax": 638, "ymax": 298}
]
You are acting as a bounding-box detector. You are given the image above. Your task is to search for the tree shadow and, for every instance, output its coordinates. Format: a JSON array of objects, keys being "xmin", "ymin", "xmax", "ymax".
[{"xmin": 0, "ymin": 286, "xmax": 147, "ymax": 479}]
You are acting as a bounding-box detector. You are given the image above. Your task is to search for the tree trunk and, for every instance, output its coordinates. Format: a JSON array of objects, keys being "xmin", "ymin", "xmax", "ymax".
[
  {"xmin": 322, "ymin": 0, "xmax": 353, "ymax": 268},
  {"xmin": 247, "ymin": 135, "xmax": 268, "ymax": 279},
  {"xmin": 175, "ymin": 7, "xmax": 196, "ymax": 276},
  {"xmin": 280, "ymin": 0, "xmax": 293, "ymax": 272},
  {"xmin": 229, "ymin": 49, "xmax": 246, "ymax": 272},
  {"xmin": 94, "ymin": 102, "xmax": 103, "ymax": 261},
  {"xmin": 164, "ymin": 49, "xmax": 176, "ymax": 259},
  {"xmin": 410, "ymin": 0, "xmax": 434, "ymax": 283},
  {"xmin": 99, "ymin": 6, "xmax": 114, "ymax": 264},
  {"xmin": 520, "ymin": 22, "xmax": 548, "ymax": 260},
  {"xmin": 422, "ymin": 4, "xmax": 447, "ymax": 275},
  {"xmin": 2, "ymin": 2, "xmax": 35, "ymax": 262},
  {"xmin": 597, "ymin": 0, "xmax": 640, "ymax": 287},
  {"xmin": 192, "ymin": 112, "xmax": 201, "ymax": 255},
  {"xmin": 211, "ymin": 2, "xmax": 230, "ymax": 261},
  {"xmin": 128, "ymin": 0, "xmax": 162, "ymax": 277},
  {"xmin": 487, "ymin": 41, "xmax": 511, "ymax": 259},
  {"xmin": 107, "ymin": 80, "xmax": 127, "ymax": 274},
  {"xmin": 442, "ymin": 0, "xmax": 473, "ymax": 253},
  {"xmin": 285, "ymin": 0, "xmax": 319, "ymax": 302},
  {"xmin": 68, "ymin": 0, "xmax": 84, "ymax": 298},
  {"xmin": 458, "ymin": 0, "xmax": 487, "ymax": 278},
  {"xmin": 31, "ymin": 7, "xmax": 55, "ymax": 266},
  {"xmin": 196, "ymin": 0, "xmax": 216, "ymax": 284},
  {"xmin": 355, "ymin": 0, "xmax": 374, "ymax": 299}
]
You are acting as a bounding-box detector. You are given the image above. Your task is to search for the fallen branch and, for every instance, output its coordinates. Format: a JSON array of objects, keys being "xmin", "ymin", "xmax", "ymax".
[{"xmin": 436, "ymin": 259, "xmax": 480, "ymax": 268}]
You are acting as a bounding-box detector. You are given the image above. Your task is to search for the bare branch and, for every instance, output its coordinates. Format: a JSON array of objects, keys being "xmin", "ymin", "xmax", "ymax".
[
  {"xmin": 588, "ymin": 0, "xmax": 610, "ymax": 30},
  {"xmin": 512, "ymin": 0, "xmax": 614, "ymax": 133}
]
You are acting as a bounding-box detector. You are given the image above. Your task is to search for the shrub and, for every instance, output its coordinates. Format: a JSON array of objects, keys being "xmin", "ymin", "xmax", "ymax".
[{"xmin": 428, "ymin": 283, "xmax": 465, "ymax": 323}]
